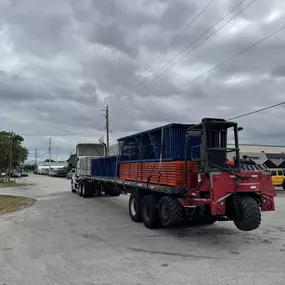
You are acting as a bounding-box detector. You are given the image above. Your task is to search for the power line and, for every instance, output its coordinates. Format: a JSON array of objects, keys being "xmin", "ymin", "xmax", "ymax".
[
  {"xmin": 109, "ymin": 130, "xmax": 117, "ymax": 143},
  {"xmin": 134, "ymin": 0, "xmax": 214, "ymax": 78},
  {"xmin": 36, "ymin": 151, "xmax": 49, "ymax": 158},
  {"xmin": 118, "ymin": 0, "xmax": 257, "ymax": 104},
  {"xmin": 228, "ymin": 101, "xmax": 285, "ymax": 120},
  {"xmin": 150, "ymin": 25, "xmax": 285, "ymax": 104},
  {"xmin": 115, "ymin": 0, "xmax": 214, "ymax": 101}
]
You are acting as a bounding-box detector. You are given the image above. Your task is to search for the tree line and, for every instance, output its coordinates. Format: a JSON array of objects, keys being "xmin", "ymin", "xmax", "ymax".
[{"xmin": 0, "ymin": 131, "xmax": 28, "ymax": 173}]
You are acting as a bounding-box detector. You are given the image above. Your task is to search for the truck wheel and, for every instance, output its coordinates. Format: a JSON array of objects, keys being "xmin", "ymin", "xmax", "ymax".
[
  {"xmin": 141, "ymin": 195, "xmax": 160, "ymax": 229},
  {"xmin": 79, "ymin": 183, "xmax": 83, "ymax": 197},
  {"xmin": 82, "ymin": 183, "xmax": 87, "ymax": 198},
  {"xmin": 233, "ymin": 196, "xmax": 261, "ymax": 231},
  {"xmin": 82, "ymin": 182, "xmax": 94, "ymax": 198},
  {"xmin": 158, "ymin": 196, "xmax": 184, "ymax": 227},
  {"xmin": 129, "ymin": 193, "xmax": 142, "ymax": 223},
  {"xmin": 71, "ymin": 182, "xmax": 76, "ymax": 193}
]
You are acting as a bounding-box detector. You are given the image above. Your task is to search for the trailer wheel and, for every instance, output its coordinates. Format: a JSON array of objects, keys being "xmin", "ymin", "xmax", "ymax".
[
  {"xmin": 141, "ymin": 195, "xmax": 160, "ymax": 229},
  {"xmin": 158, "ymin": 196, "xmax": 184, "ymax": 227},
  {"xmin": 233, "ymin": 196, "xmax": 261, "ymax": 231},
  {"xmin": 129, "ymin": 193, "xmax": 142, "ymax": 223}
]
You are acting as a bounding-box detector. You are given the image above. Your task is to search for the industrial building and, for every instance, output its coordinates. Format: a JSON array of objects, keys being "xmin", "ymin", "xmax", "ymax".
[{"xmin": 228, "ymin": 144, "xmax": 285, "ymax": 168}]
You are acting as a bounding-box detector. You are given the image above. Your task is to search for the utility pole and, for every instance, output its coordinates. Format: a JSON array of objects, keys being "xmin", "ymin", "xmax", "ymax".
[
  {"xmin": 101, "ymin": 105, "xmax": 110, "ymax": 156},
  {"xmin": 34, "ymin": 148, "xmax": 38, "ymax": 166},
  {"xmin": 34, "ymin": 148, "xmax": 38, "ymax": 173},
  {"xmin": 48, "ymin": 137, "xmax": 51, "ymax": 175},
  {"xmin": 8, "ymin": 131, "xmax": 13, "ymax": 182},
  {"xmin": 106, "ymin": 105, "xmax": 109, "ymax": 156}
]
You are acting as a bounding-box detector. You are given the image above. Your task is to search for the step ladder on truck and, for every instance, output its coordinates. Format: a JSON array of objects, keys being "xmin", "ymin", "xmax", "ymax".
[{"xmin": 71, "ymin": 118, "xmax": 276, "ymax": 232}]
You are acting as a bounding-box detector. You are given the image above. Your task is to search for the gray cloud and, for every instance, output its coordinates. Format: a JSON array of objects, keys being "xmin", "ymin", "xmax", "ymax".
[
  {"xmin": 271, "ymin": 65, "xmax": 285, "ymax": 78},
  {"xmin": 0, "ymin": 0, "xmax": 285, "ymax": 161}
]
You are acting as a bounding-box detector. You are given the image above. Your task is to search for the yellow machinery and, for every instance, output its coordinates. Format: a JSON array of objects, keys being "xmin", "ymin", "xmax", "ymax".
[{"xmin": 271, "ymin": 169, "xmax": 285, "ymax": 189}]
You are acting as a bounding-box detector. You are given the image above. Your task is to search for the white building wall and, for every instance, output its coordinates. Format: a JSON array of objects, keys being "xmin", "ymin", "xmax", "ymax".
[{"xmin": 228, "ymin": 144, "xmax": 285, "ymax": 154}]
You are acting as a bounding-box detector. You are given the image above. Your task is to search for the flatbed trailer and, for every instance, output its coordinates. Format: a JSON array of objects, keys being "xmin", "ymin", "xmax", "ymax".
[{"xmin": 71, "ymin": 118, "xmax": 276, "ymax": 231}]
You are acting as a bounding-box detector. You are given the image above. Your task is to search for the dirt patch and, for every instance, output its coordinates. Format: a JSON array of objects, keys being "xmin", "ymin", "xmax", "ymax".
[{"xmin": 0, "ymin": 195, "xmax": 36, "ymax": 214}]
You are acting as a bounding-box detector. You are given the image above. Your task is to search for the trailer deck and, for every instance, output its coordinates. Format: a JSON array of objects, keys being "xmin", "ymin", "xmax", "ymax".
[{"xmin": 79, "ymin": 176, "xmax": 188, "ymax": 195}]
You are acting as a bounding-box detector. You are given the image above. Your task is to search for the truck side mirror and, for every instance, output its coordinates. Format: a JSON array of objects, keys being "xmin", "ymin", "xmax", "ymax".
[{"xmin": 237, "ymin": 127, "xmax": 243, "ymax": 132}]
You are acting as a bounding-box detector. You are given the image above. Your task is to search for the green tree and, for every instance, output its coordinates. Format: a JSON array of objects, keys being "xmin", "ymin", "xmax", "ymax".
[
  {"xmin": 44, "ymin": 159, "xmax": 55, "ymax": 162},
  {"xmin": 0, "ymin": 131, "xmax": 29, "ymax": 172},
  {"xmin": 23, "ymin": 164, "xmax": 36, "ymax": 172},
  {"xmin": 0, "ymin": 134, "xmax": 10, "ymax": 169}
]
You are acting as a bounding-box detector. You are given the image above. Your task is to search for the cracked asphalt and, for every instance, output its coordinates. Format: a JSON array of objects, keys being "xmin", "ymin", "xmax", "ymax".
[{"xmin": 0, "ymin": 174, "xmax": 285, "ymax": 285}]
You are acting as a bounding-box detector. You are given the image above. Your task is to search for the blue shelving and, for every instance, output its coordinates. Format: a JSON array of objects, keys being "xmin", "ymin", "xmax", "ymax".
[
  {"xmin": 117, "ymin": 123, "xmax": 201, "ymax": 162},
  {"xmin": 91, "ymin": 156, "xmax": 120, "ymax": 178}
]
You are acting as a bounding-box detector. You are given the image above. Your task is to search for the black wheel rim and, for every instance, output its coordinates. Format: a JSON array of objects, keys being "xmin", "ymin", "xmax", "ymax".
[
  {"xmin": 160, "ymin": 202, "xmax": 170, "ymax": 221},
  {"xmin": 130, "ymin": 198, "xmax": 137, "ymax": 216}
]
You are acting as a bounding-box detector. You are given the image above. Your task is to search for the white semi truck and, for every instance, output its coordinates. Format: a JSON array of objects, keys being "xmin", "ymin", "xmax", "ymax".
[{"xmin": 71, "ymin": 143, "xmax": 107, "ymax": 194}]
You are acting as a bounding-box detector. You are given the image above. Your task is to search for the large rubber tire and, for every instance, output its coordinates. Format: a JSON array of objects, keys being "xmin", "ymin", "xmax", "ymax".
[
  {"xmin": 282, "ymin": 179, "xmax": 285, "ymax": 191},
  {"xmin": 79, "ymin": 182, "xmax": 83, "ymax": 197},
  {"xmin": 129, "ymin": 193, "xmax": 142, "ymax": 223},
  {"xmin": 82, "ymin": 182, "xmax": 87, "ymax": 198},
  {"xmin": 158, "ymin": 196, "xmax": 184, "ymax": 227},
  {"xmin": 71, "ymin": 181, "xmax": 76, "ymax": 193},
  {"xmin": 233, "ymin": 196, "xmax": 261, "ymax": 231},
  {"xmin": 141, "ymin": 195, "xmax": 160, "ymax": 229},
  {"xmin": 82, "ymin": 182, "xmax": 94, "ymax": 198}
]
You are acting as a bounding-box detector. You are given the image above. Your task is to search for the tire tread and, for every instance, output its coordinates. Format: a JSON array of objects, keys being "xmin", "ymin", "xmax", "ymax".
[
  {"xmin": 234, "ymin": 196, "xmax": 261, "ymax": 231},
  {"xmin": 159, "ymin": 196, "xmax": 184, "ymax": 227}
]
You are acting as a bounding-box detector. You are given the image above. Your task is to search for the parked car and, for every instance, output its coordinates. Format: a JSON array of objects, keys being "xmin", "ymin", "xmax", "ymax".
[
  {"xmin": 10, "ymin": 170, "xmax": 21, "ymax": 178},
  {"xmin": 50, "ymin": 168, "xmax": 67, "ymax": 178}
]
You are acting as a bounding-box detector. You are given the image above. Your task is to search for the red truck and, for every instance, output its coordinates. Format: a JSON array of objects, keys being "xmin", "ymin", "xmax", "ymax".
[{"xmin": 71, "ymin": 118, "xmax": 276, "ymax": 232}]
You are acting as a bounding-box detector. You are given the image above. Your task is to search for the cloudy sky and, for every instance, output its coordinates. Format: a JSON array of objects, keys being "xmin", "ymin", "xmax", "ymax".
[{"xmin": 0, "ymin": 0, "xmax": 285, "ymax": 161}]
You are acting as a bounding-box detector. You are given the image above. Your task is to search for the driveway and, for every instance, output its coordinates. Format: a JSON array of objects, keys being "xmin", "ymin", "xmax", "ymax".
[{"xmin": 0, "ymin": 175, "xmax": 285, "ymax": 285}]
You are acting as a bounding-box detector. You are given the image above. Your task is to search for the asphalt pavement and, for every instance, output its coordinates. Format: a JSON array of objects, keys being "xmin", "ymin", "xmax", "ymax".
[{"xmin": 0, "ymin": 174, "xmax": 285, "ymax": 285}]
